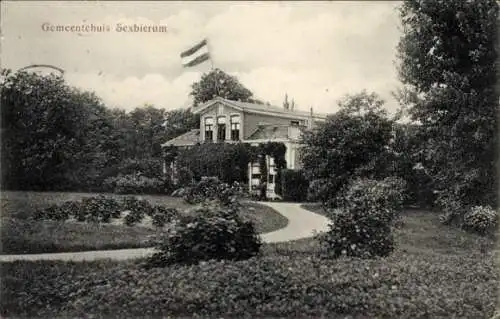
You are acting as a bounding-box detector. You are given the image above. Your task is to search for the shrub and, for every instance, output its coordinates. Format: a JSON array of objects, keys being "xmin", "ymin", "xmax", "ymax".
[
  {"xmin": 437, "ymin": 193, "xmax": 466, "ymax": 226},
  {"xmin": 33, "ymin": 205, "xmax": 66, "ymax": 221},
  {"xmin": 77, "ymin": 196, "xmax": 122, "ymax": 223},
  {"xmin": 307, "ymin": 178, "xmax": 337, "ymax": 206},
  {"xmin": 103, "ymin": 174, "xmax": 166, "ymax": 194},
  {"xmin": 151, "ymin": 206, "xmax": 179, "ymax": 228},
  {"xmin": 338, "ymin": 177, "xmax": 407, "ymax": 216},
  {"xmin": 183, "ymin": 177, "xmax": 242, "ymax": 206},
  {"xmin": 279, "ymin": 169, "xmax": 309, "ymax": 202},
  {"xmin": 33, "ymin": 196, "xmax": 121, "ymax": 223},
  {"xmin": 121, "ymin": 196, "xmax": 153, "ymax": 215},
  {"xmin": 123, "ymin": 210, "xmax": 143, "ymax": 226},
  {"xmin": 148, "ymin": 204, "xmax": 261, "ymax": 266},
  {"xmin": 2, "ymin": 254, "xmax": 498, "ymax": 319},
  {"xmin": 319, "ymin": 177, "xmax": 406, "ymax": 258},
  {"xmin": 176, "ymin": 167, "xmax": 194, "ymax": 187},
  {"xmin": 121, "ymin": 196, "xmax": 153, "ymax": 226},
  {"xmin": 462, "ymin": 206, "xmax": 498, "ymax": 236}
]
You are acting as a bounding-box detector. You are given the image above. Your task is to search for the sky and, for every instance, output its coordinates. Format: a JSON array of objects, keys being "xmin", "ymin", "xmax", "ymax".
[{"xmin": 1, "ymin": 1, "xmax": 403, "ymax": 114}]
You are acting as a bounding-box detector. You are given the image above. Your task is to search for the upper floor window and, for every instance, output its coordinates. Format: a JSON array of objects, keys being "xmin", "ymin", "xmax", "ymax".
[
  {"xmin": 290, "ymin": 120, "xmax": 300, "ymax": 126},
  {"xmin": 217, "ymin": 116, "xmax": 226, "ymax": 141},
  {"xmin": 204, "ymin": 117, "xmax": 214, "ymax": 142},
  {"xmin": 230, "ymin": 115, "xmax": 240, "ymax": 141}
]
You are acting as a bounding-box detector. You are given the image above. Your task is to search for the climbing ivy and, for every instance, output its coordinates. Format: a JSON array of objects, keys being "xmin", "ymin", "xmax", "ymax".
[{"xmin": 168, "ymin": 142, "xmax": 287, "ymax": 199}]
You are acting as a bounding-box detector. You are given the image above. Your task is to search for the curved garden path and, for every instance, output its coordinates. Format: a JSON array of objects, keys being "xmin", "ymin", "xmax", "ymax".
[{"xmin": 0, "ymin": 202, "xmax": 331, "ymax": 262}]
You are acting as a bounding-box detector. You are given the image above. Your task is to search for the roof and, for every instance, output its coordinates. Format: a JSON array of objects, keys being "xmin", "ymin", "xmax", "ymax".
[
  {"xmin": 161, "ymin": 129, "xmax": 200, "ymax": 147},
  {"xmin": 192, "ymin": 97, "xmax": 329, "ymax": 120},
  {"xmin": 246, "ymin": 125, "xmax": 290, "ymax": 140}
]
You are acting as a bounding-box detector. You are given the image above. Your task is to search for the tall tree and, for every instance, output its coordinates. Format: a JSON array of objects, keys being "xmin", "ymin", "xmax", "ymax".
[
  {"xmin": 0, "ymin": 69, "xmax": 118, "ymax": 191},
  {"xmin": 301, "ymin": 91, "xmax": 394, "ymax": 206},
  {"xmin": 190, "ymin": 68, "xmax": 260, "ymax": 106},
  {"xmin": 396, "ymin": 0, "xmax": 499, "ymax": 215}
]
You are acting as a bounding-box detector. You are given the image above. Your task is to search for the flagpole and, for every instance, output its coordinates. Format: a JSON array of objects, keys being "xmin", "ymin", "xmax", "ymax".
[
  {"xmin": 206, "ymin": 38, "xmax": 215, "ymax": 71},
  {"xmin": 206, "ymin": 38, "xmax": 219, "ymax": 98}
]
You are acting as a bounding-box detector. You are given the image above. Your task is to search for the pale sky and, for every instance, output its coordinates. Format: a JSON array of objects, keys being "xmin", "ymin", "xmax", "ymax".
[{"xmin": 1, "ymin": 1, "xmax": 403, "ymax": 114}]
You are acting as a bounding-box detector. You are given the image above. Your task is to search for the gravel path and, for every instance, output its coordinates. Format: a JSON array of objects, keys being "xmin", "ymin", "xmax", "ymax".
[{"xmin": 0, "ymin": 202, "xmax": 330, "ymax": 262}]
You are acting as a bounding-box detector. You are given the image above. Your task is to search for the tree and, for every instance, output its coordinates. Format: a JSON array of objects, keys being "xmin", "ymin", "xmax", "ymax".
[
  {"xmin": 190, "ymin": 68, "xmax": 260, "ymax": 106},
  {"xmin": 0, "ymin": 69, "xmax": 119, "ymax": 191},
  {"xmin": 162, "ymin": 108, "xmax": 200, "ymax": 142},
  {"xmin": 301, "ymin": 91, "xmax": 394, "ymax": 206},
  {"xmin": 396, "ymin": 0, "xmax": 499, "ymax": 217},
  {"xmin": 129, "ymin": 105, "xmax": 167, "ymax": 158}
]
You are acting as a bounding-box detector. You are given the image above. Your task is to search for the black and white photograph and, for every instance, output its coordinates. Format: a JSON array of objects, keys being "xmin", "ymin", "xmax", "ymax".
[{"xmin": 0, "ymin": 0, "xmax": 499, "ymax": 317}]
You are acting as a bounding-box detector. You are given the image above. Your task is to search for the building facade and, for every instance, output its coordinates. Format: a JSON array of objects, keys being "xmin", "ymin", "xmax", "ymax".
[{"xmin": 161, "ymin": 97, "xmax": 328, "ymax": 198}]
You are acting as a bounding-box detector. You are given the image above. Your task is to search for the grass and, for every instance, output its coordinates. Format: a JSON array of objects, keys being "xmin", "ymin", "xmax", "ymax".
[
  {"xmin": 0, "ymin": 191, "xmax": 288, "ymax": 254},
  {"xmin": 300, "ymin": 203, "xmax": 495, "ymax": 256},
  {"xmin": 1, "ymin": 206, "xmax": 498, "ymax": 318}
]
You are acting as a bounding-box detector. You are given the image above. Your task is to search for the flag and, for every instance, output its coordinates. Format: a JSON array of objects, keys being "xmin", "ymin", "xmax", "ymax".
[{"xmin": 180, "ymin": 39, "xmax": 210, "ymax": 67}]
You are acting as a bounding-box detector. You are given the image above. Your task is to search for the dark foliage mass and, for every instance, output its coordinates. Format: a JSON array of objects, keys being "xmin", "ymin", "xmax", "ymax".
[
  {"xmin": 181, "ymin": 176, "xmax": 242, "ymax": 206},
  {"xmin": 301, "ymin": 91, "xmax": 395, "ymax": 206},
  {"xmin": 397, "ymin": 0, "xmax": 499, "ymax": 219},
  {"xmin": 148, "ymin": 177, "xmax": 261, "ymax": 267},
  {"xmin": 0, "ymin": 69, "xmax": 198, "ymax": 192},
  {"xmin": 278, "ymin": 169, "xmax": 309, "ymax": 202},
  {"xmin": 32, "ymin": 195, "xmax": 178, "ymax": 227},
  {"xmin": 319, "ymin": 177, "xmax": 406, "ymax": 258},
  {"xmin": 190, "ymin": 68, "xmax": 264, "ymax": 107},
  {"xmin": 1, "ymin": 253, "xmax": 497, "ymax": 318},
  {"xmin": 148, "ymin": 204, "xmax": 262, "ymax": 267}
]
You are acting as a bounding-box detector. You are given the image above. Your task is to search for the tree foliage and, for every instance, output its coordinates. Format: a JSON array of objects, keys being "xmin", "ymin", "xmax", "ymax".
[
  {"xmin": 0, "ymin": 69, "xmax": 199, "ymax": 191},
  {"xmin": 396, "ymin": 0, "xmax": 499, "ymax": 214},
  {"xmin": 190, "ymin": 68, "xmax": 262, "ymax": 106},
  {"xmin": 301, "ymin": 91, "xmax": 394, "ymax": 206},
  {"xmin": 1, "ymin": 70, "xmax": 119, "ymax": 190}
]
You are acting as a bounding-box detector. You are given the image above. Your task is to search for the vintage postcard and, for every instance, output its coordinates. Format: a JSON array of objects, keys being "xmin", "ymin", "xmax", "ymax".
[{"xmin": 1, "ymin": 0, "xmax": 498, "ymax": 318}]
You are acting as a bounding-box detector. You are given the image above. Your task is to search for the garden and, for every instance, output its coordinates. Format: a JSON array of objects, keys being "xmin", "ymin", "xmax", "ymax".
[
  {"xmin": 1, "ymin": 176, "xmax": 498, "ymax": 318},
  {"xmin": 1, "ymin": 183, "xmax": 288, "ymax": 255},
  {"xmin": 1, "ymin": 0, "xmax": 500, "ymax": 317}
]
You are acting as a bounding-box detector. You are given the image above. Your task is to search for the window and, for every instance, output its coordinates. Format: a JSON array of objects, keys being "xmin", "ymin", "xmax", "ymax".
[
  {"xmin": 230, "ymin": 115, "xmax": 240, "ymax": 141},
  {"xmin": 217, "ymin": 116, "xmax": 226, "ymax": 141},
  {"xmin": 290, "ymin": 120, "xmax": 300, "ymax": 126},
  {"xmin": 204, "ymin": 117, "xmax": 214, "ymax": 142}
]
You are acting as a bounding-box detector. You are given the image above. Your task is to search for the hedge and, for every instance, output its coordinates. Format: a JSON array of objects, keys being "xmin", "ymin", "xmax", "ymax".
[{"xmin": 1, "ymin": 253, "xmax": 498, "ymax": 318}]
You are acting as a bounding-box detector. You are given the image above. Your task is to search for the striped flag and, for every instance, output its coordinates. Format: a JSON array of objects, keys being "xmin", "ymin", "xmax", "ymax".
[{"xmin": 180, "ymin": 39, "xmax": 210, "ymax": 68}]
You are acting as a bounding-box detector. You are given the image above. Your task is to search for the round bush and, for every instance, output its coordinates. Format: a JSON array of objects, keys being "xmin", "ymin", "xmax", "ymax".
[
  {"xmin": 79, "ymin": 196, "xmax": 122, "ymax": 223},
  {"xmin": 318, "ymin": 177, "xmax": 406, "ymax": 258},
  {"xmin": 148, "ymin": 205, "xmax": 261, "ymax": 266},
  {"xmin": 463, "ymin": 206, "xmax": 498, "ymax": 235},
  {"xmin": 34, "ymin": 204, "xmax": 71, "ymax": 221},
  {"xmin": 151, "ymin": 206, "xmax": 179, "ymax": 228},
  {"xmin": 121, "ymin": 196, "xmax": 153, "ymax": 216}
]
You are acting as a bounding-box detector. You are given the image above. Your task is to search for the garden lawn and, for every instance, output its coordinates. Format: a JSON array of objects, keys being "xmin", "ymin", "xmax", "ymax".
[
  {"xmin": 0, "ymin": 191, "xmax": 288, "ymax": 254},
  {"xmin": 1, "ymin": 207, "xmax": 498, "ymax": 318}
]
